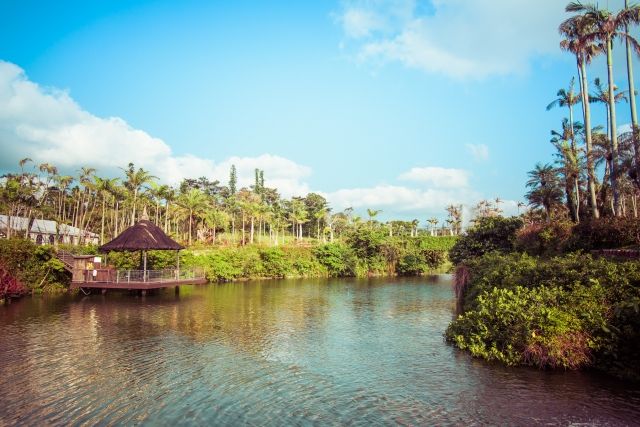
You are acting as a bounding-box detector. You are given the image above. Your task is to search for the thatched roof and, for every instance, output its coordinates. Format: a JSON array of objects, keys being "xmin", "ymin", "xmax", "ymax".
[{"xmin": 99, "ymin": 220, "xmax": 183, "ymax": 252}]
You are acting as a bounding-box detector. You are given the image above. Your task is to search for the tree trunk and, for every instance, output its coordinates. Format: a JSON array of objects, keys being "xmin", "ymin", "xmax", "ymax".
[
  {"xmin": 131, "ymin": 189, "xmax": 138, "ymax": 226},
  {"xmin": 625, "ymin": 0, "xmax": 640, "ymax": 190},
  {"xmin": 241, "ymin": 212, "xmax": 246, "ymax": 245},
  {"xmin": 101, "ymin": 196, "xmax": 106, "ymax": 244},
  {"xmin": 607, "ymin": 37, "xmax": 621, "ymax": 216},
  {"xmin": 188, "ymin": 209, "xmax": 193, "ymax": 246},
  {"xmin": 580, "ymin": 59, "xmax": 600, "ymax": 218},
  {"xmin": 250, "ymin": 217, "xmax": 254, "ymax": 244}
]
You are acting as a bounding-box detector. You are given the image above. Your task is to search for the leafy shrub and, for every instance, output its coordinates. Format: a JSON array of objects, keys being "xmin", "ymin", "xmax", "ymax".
[
  {"xmin": 447, "ymin": 251, "xmax": 640, "ymax": 379},
  {"xmin": 314, "ymin": 243, "xmax": 357, "ymax": 277},
  {"xmin": 259, "ymin": 247, "xmax": 290, "ymax": 278},
  {"xmin": 449, "ymin": 216, "xmax": 523, "ymax": 265},
  {"xmin": 516, "ymin": 220, "xmax": 573, "ymax": 256},
  {"xmin": 0, "ymin": 239, "xmax": 69, "ymax": 293},
  {"xmin": 446, "ymin": 285, "xmax": 607, "ymax": 369},
  {"xmin": 396, "ymin": 249, "xmax": 445, "ymax": 276},
  {"xmin": 565, "ymin": 217, "xmax": 640, "ymax": 251},
  {"xmin": 416, "ymin": 235, "xmax": 458, "ymax": 251}
]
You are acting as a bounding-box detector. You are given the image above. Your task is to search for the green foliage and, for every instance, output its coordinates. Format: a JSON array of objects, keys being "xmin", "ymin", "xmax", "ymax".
[
  {"xmin": 446, "ymin": 285, "xmax": 607, "ymax": 369},
  {"xmin": 0, "ymin": 239, "xmax": 70, "ymax": 293},
  {"xmin": 516, "ymin": 221, "xmax": 573, "ymax": 256},
  {"xmin": 313, "ymin": 243, "xmax": 357, "ymax": 277},
  {"xmin": 416, "ymin": 235, "xmax": 458, "ymax": 251},
  {"xmin": 449, "ymin": 216, "xmax": 524, "ymax": 265},
  {"xmin": 447, "ymin": 252, "xmax": 640, "ymax": 379},
  {"xmin": 566, "ymin": 217, "xmax": 640, "ymax": 251}
]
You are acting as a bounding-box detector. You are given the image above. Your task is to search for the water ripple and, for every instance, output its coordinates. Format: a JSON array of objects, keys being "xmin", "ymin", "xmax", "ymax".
[{"xmin": 0, "ymin": 277, "xmax": 639, "ymax": 426}]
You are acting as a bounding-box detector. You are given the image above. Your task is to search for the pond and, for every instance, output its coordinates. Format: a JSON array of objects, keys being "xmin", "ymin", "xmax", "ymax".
[{"xmin": 0, "ymin": 276, "xmax": 638, "ymax": 425}]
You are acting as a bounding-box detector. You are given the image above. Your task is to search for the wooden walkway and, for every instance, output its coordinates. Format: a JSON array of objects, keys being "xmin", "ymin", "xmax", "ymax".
[{"xmin": 69, "ymin": 268, "xmax": 207, "ymax": 290}]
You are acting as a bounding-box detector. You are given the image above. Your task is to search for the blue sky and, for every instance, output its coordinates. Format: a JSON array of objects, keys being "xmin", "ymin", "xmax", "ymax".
[{"xmin": 1, "ymin": 0, "xmax": 638, "ymax": 222}]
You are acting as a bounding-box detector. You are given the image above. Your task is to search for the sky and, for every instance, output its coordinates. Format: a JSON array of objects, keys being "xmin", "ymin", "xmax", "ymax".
[{"xmin": 1, "ymin": 0, "xmax": 638, "ymax": 223}]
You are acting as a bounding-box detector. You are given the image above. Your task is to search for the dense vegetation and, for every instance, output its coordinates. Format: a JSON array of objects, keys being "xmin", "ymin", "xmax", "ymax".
[
  {"xmin": 443, "ymin": 1, "xmax": 640, "ymax": 382},
  {"xmin": 0, "ymin": 233, "xmax": 456, "ymax": 298},
  {"xmin": 446, "ymin": 252, "xmax": 640, "ymax": 380},
  {"xmin": 526, "ymin": 1, "xmax": 640, "ymax": 222},
  {"xmin": 446, "ymin": 216, "xmax": 640, "ymax": 381},
  {"xmin": 1, "ymin": 160, "xmax": 462, "ymax": 247}
]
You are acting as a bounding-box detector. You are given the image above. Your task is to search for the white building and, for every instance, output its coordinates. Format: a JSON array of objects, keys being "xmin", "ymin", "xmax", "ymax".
[{"xmin": 0, "ymin": 215, "xmax": 99, "ymax": 245}]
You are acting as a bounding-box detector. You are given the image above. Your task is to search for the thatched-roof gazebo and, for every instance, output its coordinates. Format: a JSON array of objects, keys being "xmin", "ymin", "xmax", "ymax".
[
  {"xmin": 99, "ymin": 220, "xmax": 183, "ymax": 252},
  {"xmin": 99, "ymin": 219, "xmax": 183, "ymax": 282},
  {"xmin": 58, "ymin": 215, "xmax": 205, "ymax": 293}
]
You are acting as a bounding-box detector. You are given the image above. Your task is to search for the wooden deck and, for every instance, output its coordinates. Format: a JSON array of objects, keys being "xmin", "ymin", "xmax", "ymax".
[{"xmin": 70, "ymin": 268, "xmax": 207, "ymax": 290}]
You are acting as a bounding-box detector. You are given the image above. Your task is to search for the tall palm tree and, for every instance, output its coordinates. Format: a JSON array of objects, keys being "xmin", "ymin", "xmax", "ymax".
[
  {"xmin": 122, "ymin": 163, "xmax": 157, "ymax": 226},
  {"xmin": 560, "ymin": 13, "xmax": 602, "ymax": 218},
  {"xmin": 567, "ymin": 1, "xmax": 640, "ymax": 215},
  {"xmin": 625, "ymin": 0, "xmax": 640, "ymax": 187}
]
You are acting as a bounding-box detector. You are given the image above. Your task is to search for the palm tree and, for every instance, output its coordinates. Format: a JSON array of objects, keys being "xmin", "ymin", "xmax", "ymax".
[
  {"xmin": 122, "ymin": 163, "xmax": 156, "ymax": 226},
  {"xmin": 177, "ymin": 188, "xmax": 208, "ymax": 245},
  {"xmin": 591, "ymin": 77, "xmax": 629, "ymax": 140},
  {"xmin": 526, "ymin": 163, "xmax": 563, "ymax": 221},
  {"xmin": 560, "ymin": 13, "xmax": 602, "ymax": 218},
  {"xmin": 94, "ymin": 176, "xmax": 119, "ymax": 244},
  {"xmin": 567, "ymin": 1, "xmax": 640, "ymax": 215},
  {"xmin": 366, "ymin": 209, "xmax": 382, "ymax": 227},
  {"xmin": 547, "ymin": 78, "xmax": 581, "ymax": 153},
  {"xmin": 551, "ymin": 118, "xmax": 584, "ymax": 221},
  {"xmin": 625, "ymin": 0, "xmax": 640, "ymax": 187}
]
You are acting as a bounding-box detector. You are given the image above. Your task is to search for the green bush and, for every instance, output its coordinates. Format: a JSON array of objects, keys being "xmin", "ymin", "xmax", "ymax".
[
  {"xmin": 314, "ymin": 243, "xmax": 357, "ymax": 277},
  {"xmin": 259, "ymin": 247, "xmax": 290, "ymax": 278},
  {"xmin": 449, "ymin": 216, "xmax": 523, "ymax": 265},
  {"xmin": 516, "ymin": 221, "xmax": 573, "ymax": 256},
  {"xmin": 447, "ymin": 251, "xmax": 640, "ymax": 379},
  {"xmin": 565, "ymin": 217, "xmax": 640, "ymax": 251},
  {"xmin": 0, "ymin": 239, "xmax": 69, "ymax": 293},
  {"xmin": 446, "ymin": 285, "xmax": 607, "ymax": 369}
]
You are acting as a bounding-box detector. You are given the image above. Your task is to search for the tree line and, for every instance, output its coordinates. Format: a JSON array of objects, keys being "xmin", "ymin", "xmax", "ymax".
[
  {"xmin": 527, "ymin": 1, "xmax": 640, "ymax": 221},
  {"xmin": 0, "ymin": 159, "xmax": 463, "ymax": 246}
]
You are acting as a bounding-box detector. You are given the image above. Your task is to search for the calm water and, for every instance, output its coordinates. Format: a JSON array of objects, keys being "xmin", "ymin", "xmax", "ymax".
[{"xmin": 1, "ymin": 276, "xmax": 639, "ymax": 426}]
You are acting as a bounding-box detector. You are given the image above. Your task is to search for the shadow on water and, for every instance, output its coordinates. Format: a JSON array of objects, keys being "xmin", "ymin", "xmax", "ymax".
[{"xmin": 0, "ymin": 276, "xmax": 639, "ymax": 425}]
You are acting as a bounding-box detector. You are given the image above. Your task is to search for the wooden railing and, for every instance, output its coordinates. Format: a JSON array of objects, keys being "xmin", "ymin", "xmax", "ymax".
[
  {"xmin": 79, "ymin": 267, "xmax": 205, "ymax": 284},
  {"xmin": 56, "ymin": 250, "xmax": 75, "ymax": 272}
]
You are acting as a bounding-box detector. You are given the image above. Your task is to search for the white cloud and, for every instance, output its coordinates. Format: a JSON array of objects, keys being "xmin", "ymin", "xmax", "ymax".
[
  {"xmin": 465, "ymin": 143, "xmax": 489, "ymax": 161},
  {"xmin": 0, "ymin": 60, "xmax": 519, "ymax": 223},
  {"xmin": 398, "ymin": 166, "xmax": 469, "ymax": 188},
  {"xmin": 340, "ymin": 8, "xmax": 385, "ymax": 38},
  {"xmin": 325, "ymin": 184, "xmax": 480, "ymax": 216},
  {"xmin": 0, "ymin": 61, "xmax": 310, "ymax": 198},
  {"xmin": 338, "ymin": 0, "xmax": 565, "ymax": 79}
]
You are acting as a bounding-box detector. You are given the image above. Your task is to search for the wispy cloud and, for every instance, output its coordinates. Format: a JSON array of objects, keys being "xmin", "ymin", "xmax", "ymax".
[
  {"xmin": 465, "ymin": 143, "xmax": 489, "ymax": 161},
  {"xmin": 398, "ymin": 166, "xmax": 469, "ymax": 188},
  {"xmin": 337, "ymin": 0, "xmax": 564, "ymax": 79}
]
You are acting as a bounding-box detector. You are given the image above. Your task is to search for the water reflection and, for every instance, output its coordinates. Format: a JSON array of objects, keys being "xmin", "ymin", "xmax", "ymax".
[{"xmin": 0, "ymin": 277, "xmax": 639, "ymax": 425}]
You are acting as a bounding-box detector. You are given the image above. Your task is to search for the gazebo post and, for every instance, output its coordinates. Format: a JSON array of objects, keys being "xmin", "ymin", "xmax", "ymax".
[
  {"xmin": 176, "ymin": 250, "xmax": 180, "ymax": 278},
  {"xmin": 143, "ymin": 250, "xmax": 147, "ymax": 282}
]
